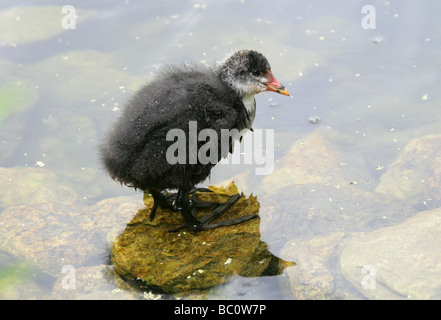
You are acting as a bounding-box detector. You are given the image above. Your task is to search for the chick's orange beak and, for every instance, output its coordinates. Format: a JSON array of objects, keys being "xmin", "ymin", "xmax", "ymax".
[{"xmin": 265, "ymin": 70, "xmax": 290, "ymax": 96}]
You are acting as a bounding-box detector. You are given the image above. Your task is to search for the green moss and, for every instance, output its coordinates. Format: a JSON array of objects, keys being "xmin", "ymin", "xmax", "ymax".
[
  {"xmin": 112, "ymin": 182, "xmax": 295, "ymax": 294},
  {"xmin": 0, "ymin": 262, "xmax": 34, "ymax": 295}
]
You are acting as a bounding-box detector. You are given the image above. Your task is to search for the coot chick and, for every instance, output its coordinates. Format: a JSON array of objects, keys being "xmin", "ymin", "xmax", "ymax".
[{"xmin": 100, "ymin": 50, "xmax": 289, "ymax": 231}]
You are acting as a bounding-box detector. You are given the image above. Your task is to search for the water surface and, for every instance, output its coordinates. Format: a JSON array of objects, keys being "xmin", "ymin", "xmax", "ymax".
[{"xmin": 1, "ymin": 0, "xmax": 440, "ymax": 299}]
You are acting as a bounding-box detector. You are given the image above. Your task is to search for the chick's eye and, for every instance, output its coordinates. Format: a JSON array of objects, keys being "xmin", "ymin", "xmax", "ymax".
[{"xmin": 252, "ymin": 69, "xmax": 260, "ymax": 76}]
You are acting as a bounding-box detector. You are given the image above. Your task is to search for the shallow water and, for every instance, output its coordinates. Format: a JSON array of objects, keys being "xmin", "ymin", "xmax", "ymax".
[{"xmin": 1, "ymin": 0, "xmax": 441, "ymax": 299}]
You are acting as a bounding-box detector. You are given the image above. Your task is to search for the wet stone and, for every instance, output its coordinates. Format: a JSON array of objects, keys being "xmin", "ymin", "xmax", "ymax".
[
  {"xmin": 111, "ymin": 183, "xmax": 295, "ymax": 294},
  {"xmin": 0, "ymin": 197, "xmax": 139, "ymax": 276},
  {"xmin": 340, "ymin": 206, "xmax": 441, "ymax": 299},
  {"xmin": 0, "ymin": 167, "xmax": 76, "ymax": 209},
  {"xmin": 280, "ymin": 232, "xmax": 351, "ymax": 300},
  {"xmin": 50, "ymin": 265, "xmax": 138, "ymax": 300},
  {"xmin": 375, "ymin": 134, "xmax": 441, "ymax": 208},
  {"xmin": 260, "ymin": 183, "xmax": 416, "ymax": 245},
  {"xmin": 0, "ymin": 6, "xmax": 95, "ymax": 46},
  {"xmin": 262, "ymin": 128, "xmax": 375, "ymax": 193}
]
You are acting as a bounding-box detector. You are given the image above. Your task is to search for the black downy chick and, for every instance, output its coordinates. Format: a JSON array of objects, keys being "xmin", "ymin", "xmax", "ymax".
[{"xmin": 100, "ymin": 50, "xmax": 289, "ymax": 231}]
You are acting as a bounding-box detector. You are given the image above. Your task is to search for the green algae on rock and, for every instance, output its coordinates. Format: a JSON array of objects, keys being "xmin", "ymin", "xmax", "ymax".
[
  {"xmin": 111, "ymin": 182, "xmax": 295, "ymax": 294},
  {"xmin": 0, "ymin": 82, "xmax": 39, "ymax": 124},
  {"xmin": 0, "ymin": 81, "xmax": 39, "ymax": 163}
]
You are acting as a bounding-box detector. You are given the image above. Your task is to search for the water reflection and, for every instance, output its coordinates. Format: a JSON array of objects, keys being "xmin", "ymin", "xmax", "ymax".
[{"xmin": 0, "ymin": 1, "xmax": 441, "ymax": 299}]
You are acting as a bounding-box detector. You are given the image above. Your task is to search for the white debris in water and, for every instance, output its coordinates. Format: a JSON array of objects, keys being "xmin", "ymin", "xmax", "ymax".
[
  {"xmin": 193, "ymin": 3, "xmax": 206, "ymax": 9},
  {"xmin": 372, "ymin": 36, "xmax": 384, "ymax": 44},
  {"xmin": 35, "ymin": 161, "xmax": 45, "ymax": 167},
  {"xmin": 224, "ymin": 258, "xmax": 232, "ymax": 265},
  {"xmin": 308, "ymin": 115, "xmax": 320, "ymax": 124}
]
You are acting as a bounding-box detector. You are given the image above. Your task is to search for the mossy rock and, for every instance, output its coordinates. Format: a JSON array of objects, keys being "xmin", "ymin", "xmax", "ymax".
[{"xmin": 111, "ymin": 182, "xmax": 295, "ymax": 294}]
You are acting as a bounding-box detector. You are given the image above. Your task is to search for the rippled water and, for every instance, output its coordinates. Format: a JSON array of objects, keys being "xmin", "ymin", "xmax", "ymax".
[{"xmin": 1, "ymin": 0, "xmax": 440, "ymax": 299}]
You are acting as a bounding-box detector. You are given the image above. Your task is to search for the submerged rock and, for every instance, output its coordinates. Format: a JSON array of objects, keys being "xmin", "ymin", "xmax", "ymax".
[
  {"xmin": 262, "ymin": 128, "xmax": 374, "ymax": 193},
  {"xmin": 50, "ymin": 265, "xmax": 138, "ymax": 300},
  {"xmin": 0, "ymin": 250, "xmax": 52, "ymax": 300},
  {"xmin": 259, "ymin": 183, "xmax": 416, "ymax": 299},
  {"xmin": 0, "ymin": 197, "xmax": 139, "ymax": 276},
  {"xmin": 375, "ymin": 134, "xmax": 441, "ymax": 208},
  {"xmin": 0, "ymin": 167, "xmax": 76, "ymax": 209},
  {"xmin": 0, "ymin": 81, "xmax": 39, "ymax": 163},
  {"xmin": 0, "ymin": 6, "xmax": 95, "ymax": 46},
  {"xmin": 260, "ymin": 183, "xmax": 416, "ymax": 244},
  {"xmin": 111, "ymin": 182, "xmax": 295, "ymax": 294},
  {"xmin": 280, "ymin": 232, "xmax": 349, "ymax": 300},
  {"xmin": 340, "ymin": 206, "xmax": 441, "ymax": 299},
  {"xmin": 0, "ymin": 81, "xmax": 39, "ymax": 124}
]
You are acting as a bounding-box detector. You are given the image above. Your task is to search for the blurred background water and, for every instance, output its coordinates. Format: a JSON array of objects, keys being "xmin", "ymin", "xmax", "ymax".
[{"xmin": 0, "ymin": 0, "xmax": 440, "ymax": 299}]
